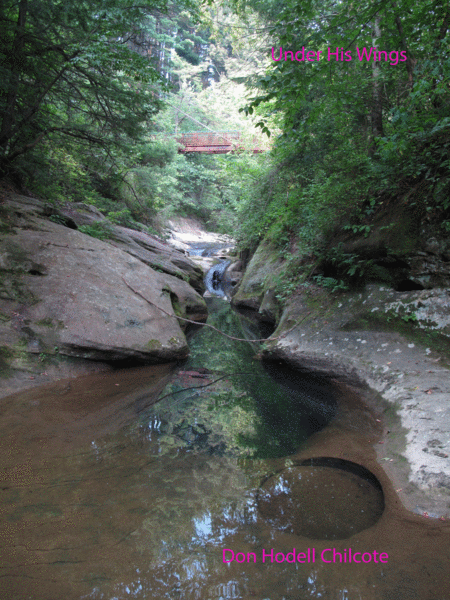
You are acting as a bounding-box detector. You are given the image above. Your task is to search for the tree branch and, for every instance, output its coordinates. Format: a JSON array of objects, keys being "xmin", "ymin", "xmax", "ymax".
[{"xmin": 144, "ymin": 372, "xmax": 257, "ymax": 408}]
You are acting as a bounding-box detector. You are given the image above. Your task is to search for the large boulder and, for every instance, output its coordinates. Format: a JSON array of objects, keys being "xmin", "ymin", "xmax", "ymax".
[
  {"xmin": 60, "ymin": 203, "xmax": 205, "ymax": 294},
  {"xmin": 0, "ymin": 196, "xmax": 207, "ymax": 389},
  {"xmin": 232, "ymin": 241, "xmax": 283, "ymax": 319}
]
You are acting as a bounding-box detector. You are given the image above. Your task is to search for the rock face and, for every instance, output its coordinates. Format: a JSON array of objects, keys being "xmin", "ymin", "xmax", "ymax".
[
  {"xmin": 320, "ymin": 201, "xmax": 450, "ymax": 291},
  {"xmin": 231, "ymin": 199, "xmax": 450, "ymax": 516},
  {"xmin": 0, "ymin": 194, "xmax": 207, "ymax": 394},
  {"xmin": 258, "ymin": 282, "xmax": 450, "ymax": 517},
  {"xmin": 232, "ymin": 241, "xmax": 283, "ymax": 318},
  {"xmin": 60, "ymin": 203, "xmax": 205, "ymax": 294},
  {"xmin": 221, "ymin": 260, "xmax": 245, "ymax": 299},
  {"xmin": 165, "ymin": 216, "xmax": 234, "ymax": 255}
]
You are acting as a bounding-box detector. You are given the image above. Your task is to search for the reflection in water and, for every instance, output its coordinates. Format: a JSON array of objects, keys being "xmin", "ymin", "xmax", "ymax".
[
  {"xmin": 257, "ymin": 462, "xmax": 385, "ymax": 539},
  {"xmin": 179, "ymin": 298, "xmax": 337, "ymax": 458},
  {"xmin": 0, "ymin": 301, "xmax": 449, "ymax": 599}
]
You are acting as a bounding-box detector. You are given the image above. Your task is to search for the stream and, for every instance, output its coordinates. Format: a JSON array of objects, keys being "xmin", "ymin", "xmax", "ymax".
[{"xmin": 1, "ymin": 260, "xmax": 450, "ymax": 599}]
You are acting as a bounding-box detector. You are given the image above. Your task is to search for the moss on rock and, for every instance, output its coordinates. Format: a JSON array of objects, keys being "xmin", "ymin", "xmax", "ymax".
[{"xmin": 146, "ymin": 339, "xmax": 163, "ymax": 350}]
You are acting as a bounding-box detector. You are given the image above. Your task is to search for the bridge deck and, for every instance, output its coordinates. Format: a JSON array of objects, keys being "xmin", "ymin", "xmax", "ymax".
[{"xmin": 175, "ymin": 132, "xmax": 264, "ymax": 154}]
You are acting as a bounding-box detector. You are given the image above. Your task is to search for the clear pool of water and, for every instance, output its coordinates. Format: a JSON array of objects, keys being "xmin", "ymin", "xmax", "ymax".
[{"xmin": 1, "ymin": 299, "xmax": 449, "ymax": 599}]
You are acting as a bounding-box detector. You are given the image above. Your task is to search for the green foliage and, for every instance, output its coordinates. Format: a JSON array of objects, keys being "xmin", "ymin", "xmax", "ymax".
[
  {"xmin": 138, "ymin": 140, "xmax": 178, "ymax": 168},
  {"xmin": 3, "ymin": 0, "xmax": 448, "ymax": 285},
  {"xmin": 0, "ymin": 0, "xmax": 169, "ymax": 175},
  {"xmin": 384, "ymin": 306, "xmax": 418, "ymax": 326},
  {"xmin": 402, "ymin": 313, "xmax": 418, "ymax": 323},
  {"xmin": 343, "ymin": 224, "xmax": 372, "ymax": 237},
  {"xmin": 29, "ymin": 145, "xmax": 104, "ymax": 204},
  {"xmin": 0, "ymin": 0, "xmax": 234, "ymax": 232},
  {"xmin": 48, "ymin": 214, "xmax": 67, "ymax": 226},
  {"xmin": 270, "ymin": 252, "xmax": 306, "ymax": 301},
  {"xmin": 318, "ymin": 244, "xmax": 381, "ymax": 288},
  {"xmin": 220, "ymin": 0, "xmax": 450, "ymax": 311},
  {"xmin": 78, "ymin": 222, "xmax": 112, "ymax": 241},
  {"xmin": 312, "ymin": 275, "xmax": 349, "ymax": 293},
  {"xmin": 273, "ymin": 278, "xmax": 300, "ymax": 301},
  {"xmin": 105, "ymin": 208, "xmax": 134, "ymax": 227},
  {"xmin": 1, "ymin": 0, "xmax": 272, "ymax": 237}
]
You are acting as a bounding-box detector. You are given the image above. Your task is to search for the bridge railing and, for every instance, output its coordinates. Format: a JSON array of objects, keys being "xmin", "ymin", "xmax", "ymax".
[
  {"xmin": 176, "ymin": 131, "xmax": 241, "ymax": 147},
  {"xmin": 150, "ymin": 131, "xmax": 266, "ymax": 153}
]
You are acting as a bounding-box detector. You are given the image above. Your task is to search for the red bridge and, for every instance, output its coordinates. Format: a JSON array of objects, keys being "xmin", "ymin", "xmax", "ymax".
[{"xmin": 175, "ymin": 131, "xmax": 265, "ymax": 154}]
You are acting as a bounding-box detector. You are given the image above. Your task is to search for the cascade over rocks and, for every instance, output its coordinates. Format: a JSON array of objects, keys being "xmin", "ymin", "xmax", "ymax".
[{"xmin": 0, "ymin": 193, "xmax": 207, "ymax": 397}]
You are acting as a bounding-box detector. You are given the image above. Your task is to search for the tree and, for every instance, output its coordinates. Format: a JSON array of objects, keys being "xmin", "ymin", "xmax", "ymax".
[
  {"xmin": 226, "ymin": 0, "xmax": 450, "ymax": 253},
  {"xmin": 0, "ymin": 0, "xmax": 172, "ymax": 176},
  {"xmin": 244, "ymin": 0, "xmax": 449, "ymax": 145}
]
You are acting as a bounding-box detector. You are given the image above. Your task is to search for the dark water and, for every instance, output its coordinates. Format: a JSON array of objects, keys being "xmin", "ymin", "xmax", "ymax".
[
  {"xmin": 178, "ymin": 298, "xmax": 337, "ymax": 459},
  {"xmin": 1, "ymin": 300, "xmax": 450, "ymax": 599}
]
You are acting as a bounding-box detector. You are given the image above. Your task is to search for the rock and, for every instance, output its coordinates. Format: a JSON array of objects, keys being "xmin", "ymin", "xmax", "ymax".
[
  {"xmin": 0, "ymin": 196, "xmax": 207, "ymax": 388},
  {"xmin": 221, "ymin": 261, "xmax": 244, "ymax": 297},
  {"xmin": 230, "ymin": 195, "xmax": 450, "ymax": 516},
  {"xmin": 59, "ymin": 204, "xmax": 205, "ymax": 294},
  {"xmin": 261, "ymin": 283, "xmax": 450, "ymax": 516},
  {"xmin": 107, "ymin": 226, "xmax": 205, "ymax": 294},
  {"xmin": 259, "ymin": 288, "xmax": 279, "ymax": 323},
  {"xmin": 424, "ymin": 237, "xmax": 441, "ymax": 255},
  {"xmin": 407, "ymin": 252, "xmax": 450, "ymax": 289},
  {"xmin": 166, "ymin": 216, "xmax": 234, "ymax": 251},
  {"xmin": 226, "ymin": 260, "xmax": 243, "ymax": 273},
  {"xmin": 232, "ymin": 241, "xmax": 284, "ymax": 311}
]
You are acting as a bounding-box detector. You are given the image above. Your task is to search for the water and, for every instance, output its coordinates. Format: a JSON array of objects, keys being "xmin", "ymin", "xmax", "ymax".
[
  {"xmin": 1, "ymin": 300, "xmax": 450, "ymax": 599},
  {"xmin": 204, "ymin": 261, "xmax": 231, "ymax": 298}
]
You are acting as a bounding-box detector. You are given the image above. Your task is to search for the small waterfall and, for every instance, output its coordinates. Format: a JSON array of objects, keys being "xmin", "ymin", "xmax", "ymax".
[{"xmin": 204, "ymin": 260, "xmax": 231, "ymax": 297}]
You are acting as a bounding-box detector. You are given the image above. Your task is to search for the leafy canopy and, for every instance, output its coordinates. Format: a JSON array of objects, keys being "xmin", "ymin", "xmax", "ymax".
[{"xmin": 0, "ymin": 0, "xmax": 176, "ymax": 174}]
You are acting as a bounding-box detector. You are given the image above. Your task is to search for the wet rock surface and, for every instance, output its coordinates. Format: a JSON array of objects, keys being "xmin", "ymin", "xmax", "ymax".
[{"xmin": 165, "ymin": 216, "xmax": 236, "ymax": 277}]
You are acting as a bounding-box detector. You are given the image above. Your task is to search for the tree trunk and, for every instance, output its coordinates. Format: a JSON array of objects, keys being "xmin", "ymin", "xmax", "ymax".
[
  {"xmin": 0, "ymin": 0, "xmax": 28, "ymax": 155},
  {"xmin": 392, "ymin": 1, "xmax": 415, "ymax": 88},
  {"xmin": 371, "ymin": 14, "xmax": 384, "ymax": 140}
]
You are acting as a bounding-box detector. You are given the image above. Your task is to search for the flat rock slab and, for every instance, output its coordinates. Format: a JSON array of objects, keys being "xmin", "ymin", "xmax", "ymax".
[
  {"xmin": 0, "ymin": 205, "xmax": 207, "ymax": 377},
  {"xmin": 59, "ymin": 204, "xmax": 206, "ymax": 294}
]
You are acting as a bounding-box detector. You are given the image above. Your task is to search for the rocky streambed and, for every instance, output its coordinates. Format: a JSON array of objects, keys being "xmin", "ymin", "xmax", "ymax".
[
  {"xmin": 2, "ymin": 188, "xmax": 449, "ymax": 518},
  {"xmin": 1, "ymin": 192, "xmax": 450, "ymax": 598}
]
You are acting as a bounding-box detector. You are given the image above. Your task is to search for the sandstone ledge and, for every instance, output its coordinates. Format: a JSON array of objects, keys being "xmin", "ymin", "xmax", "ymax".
[
  {"xmin": 0, "ymin": 194, "xmax": 207, "ymax": 397},
  {"xmin": 261, "ymin": 284, "xmax": 450, "ymax": 517}
]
